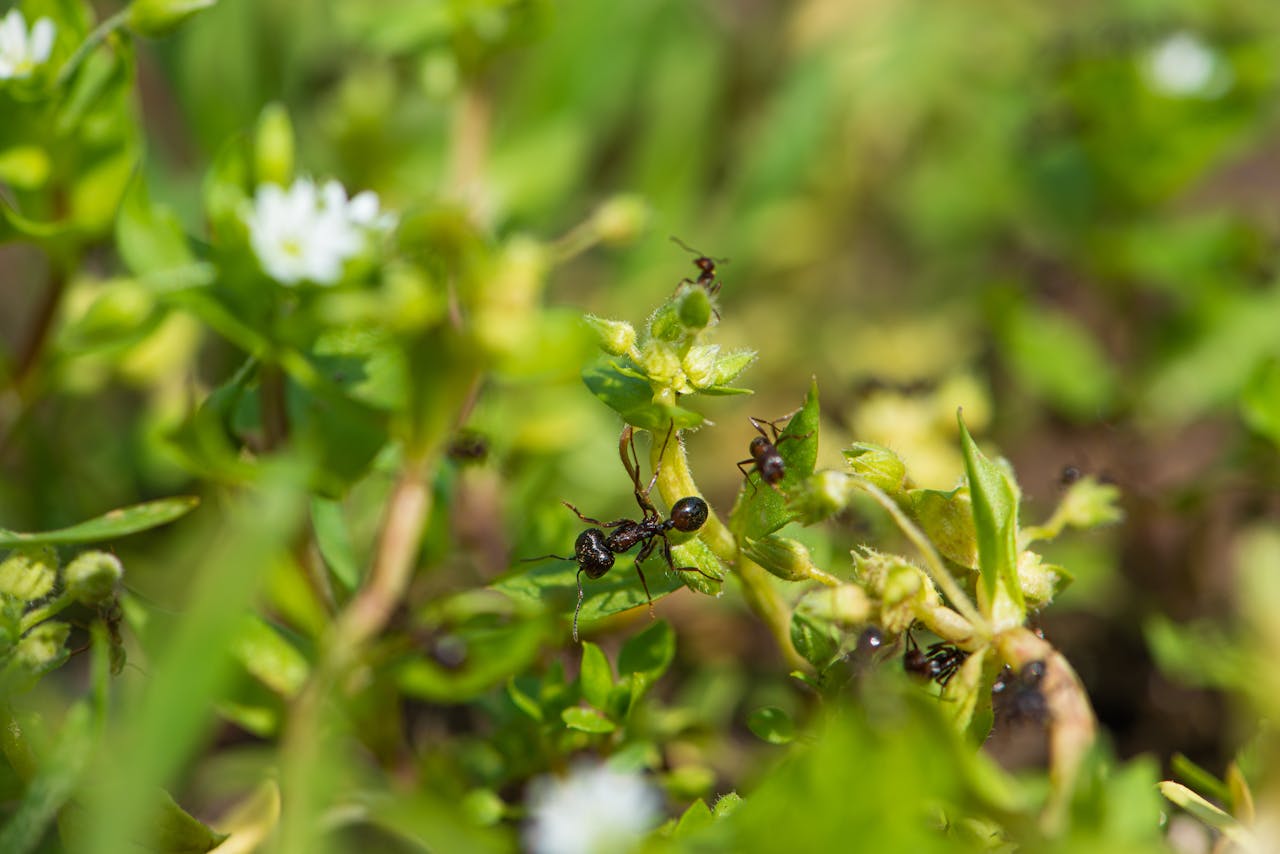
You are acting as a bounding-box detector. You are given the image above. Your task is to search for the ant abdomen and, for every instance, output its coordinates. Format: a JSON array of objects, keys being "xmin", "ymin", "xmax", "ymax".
[{"xmin": 670, "ymin": 497, "xmax": 709, "ymax": 532}]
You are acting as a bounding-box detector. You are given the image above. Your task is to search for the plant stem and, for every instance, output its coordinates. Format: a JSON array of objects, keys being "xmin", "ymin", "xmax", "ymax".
[
  {"xmin": 55, "ymin": 10, "xmax": 129, "ymax": 88},
  {"xmin": 855, "ymin": 479, "xmax": 989, "ymax": 638},
  {"xmin": 19, "ymin": 592, "xmax": 74, "ymax": 635},
  {"xmin": 650, "ymin": 428, "xmax": 805, "ymax": 669},
  {"xmin": 0, "ymin": 263, "xmax": 67, "ymax": 455}
]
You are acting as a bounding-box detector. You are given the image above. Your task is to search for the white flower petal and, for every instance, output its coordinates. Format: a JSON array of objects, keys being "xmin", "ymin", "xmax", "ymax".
[
  {"xmin": 29, "ymin": 18, "xmax": 55, "ymax": 64},
  {"xmin": 525, "ymin": 762, "xmax": 662, "ymax": 854}
]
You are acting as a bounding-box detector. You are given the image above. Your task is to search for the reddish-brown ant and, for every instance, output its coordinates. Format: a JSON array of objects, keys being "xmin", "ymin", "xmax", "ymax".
[
  {"xmin": 737, "ymin": 414, "xmax": 806, "ymax": 493},
  {"xmin": 526, "ymin": 424, "xmax": 717, "ymax": 641},
  {"xmin": 670, "ymin": 235, "xmax": 726, "ymax": 297}
]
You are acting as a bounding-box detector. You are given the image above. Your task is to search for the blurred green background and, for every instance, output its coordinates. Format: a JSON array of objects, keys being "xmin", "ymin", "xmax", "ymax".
[{"xmin": 4, "ymin": 0, "xmax": 1280, "ymax": 849}]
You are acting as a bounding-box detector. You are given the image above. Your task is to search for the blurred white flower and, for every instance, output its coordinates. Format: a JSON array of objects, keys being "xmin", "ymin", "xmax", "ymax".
[
  {"xmin": 1144, "ymin": 32, "xmax": 1228, "ymax": 98},
  {"xmin": 0, "ymin": 9, "xmax": 55, "ymax": 80},
  {"xmin": 525, "ymin": 761, "xmax": 663, "ymax": 854},
  {"xmin": 244, "ymin": 178, "xmax": 395, "ymax": 285}
]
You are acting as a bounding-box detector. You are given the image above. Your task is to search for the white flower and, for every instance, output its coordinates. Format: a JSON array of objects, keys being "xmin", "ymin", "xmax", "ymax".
[
  {"xmin": 1144, "ymin": 32, "xmax": 1228, "ymax": 98},
  {"xmin": 525, "ymin": 761, "xmax": 663, "ymax": 854},
  {"xmin": 0, "ymin": 9, "xmax": 55, "ymax": 80},
  {"xmin": 244, "ymin": 177, "xmax": 395, "ymax": 285}
]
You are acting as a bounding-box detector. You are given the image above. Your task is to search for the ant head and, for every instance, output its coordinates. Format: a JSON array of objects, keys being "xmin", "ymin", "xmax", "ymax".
[
  {"xmin": 669, "ymin": 496, "xmax": 708, "ymax": 533},
  {"xmin": 695, "ymin": 256, "xmax": 716, "ymax": 274},
  {"xmin": 574, "ymin": 528, "xmax": 614, "ymax": 578},
  {"xmin": 749, "ymin": 435, "xmax": 770, "ymax": 454}
]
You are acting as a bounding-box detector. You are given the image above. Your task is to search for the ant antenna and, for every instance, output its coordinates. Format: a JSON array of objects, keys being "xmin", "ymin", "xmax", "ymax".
[
  {"xmin": 573, "ymin": 569, "xmax": 585, "ymax": 642},
  {"xmin": 668, "ymin": 235, "xmax": 728, "ymax": 264}
]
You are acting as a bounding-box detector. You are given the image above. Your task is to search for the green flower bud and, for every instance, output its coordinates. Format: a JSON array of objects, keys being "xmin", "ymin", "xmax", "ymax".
[
  {"xmin": 0, "ymin": 546, "xmax": 58, "ymax": 602},
  {"xmin": 853, "ymin": 549, "xmax": 936, "ymax": 634},
  {"xmin": 844, "ymin": 443, "xmax": 907, "ymax": 494},
  {"xmin": 648, "ymin": 303, "xmax": 684, "ymax": 342},
  {"xmin": 638, "ymin": 340, "xmax": 683, "ymax": 387},
  {"xmin": 127, "ymin": 0, "xmax": 218, "ymax": 37},
  {"xmin": 1056, "ymin": 476, "xmax": 1123, "ymax": 530},
  {"xmin": 1017, "ymin": 550, "xmax": 1070, "ymax": 607},
  {"xmin": 677, "ymin": 286, "xmax": 712, "ymax": 329},
  {"xmin": 792, "ymin": 470, "xmax": 857, "ymax": 523},
  {"xmin": 254, "ymin": 103, "xmax": 295, "ymax": 187},
  {"xmin": 14, "ymin": 621, "xmax": 70, "ymax": 672},
  {"xmin": 584, "ymin": 315, "xmax": 636, "ymax": 356},
  {"xmin": 64, "ymin": 551, "xmax": 124, "ymax": 605},
  {"xmin": 743, "ymin": 535, "xmax": 822, "ymax": 582},
  {"xmin": 796, "ymin": 584, "xmax": 871, "ymax": 627},
  {"xmin": 710, "ymin": 349, "xmax": 756, "ymax": 386},
  {"xmin": 682, "ymin": 345, "xmax": 719, "ymax": 389},
  {"xmin": 591, "ymin": 195, "xmax": 650, "ymax": 246}
]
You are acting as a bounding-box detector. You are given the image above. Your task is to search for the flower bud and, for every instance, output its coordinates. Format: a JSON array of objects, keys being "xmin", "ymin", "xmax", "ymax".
[
  {"xmin": 676, "ymin": 287, "xmax": 712, "ymax": 330},
  {"xmin": 907, "ymin": 488, "xmax": 977, "ymax": 570},
  {"xmin": 591, "ymin": 195, "xmax": 649, "ymax": 246},
  {"xmin": 254, "ymin": 103, "xmax": 295, "ymax": 187},
  {"xmin": 791, "ymin": 470, "xmax": 857, "ymax": 523},
  {"xmin": 1017, "ymin": 550, "xmax": 1070, "ymax": 607},
  {"xmin": 14, "ymin": 621, "xmax": 69, "ymax": 672},
  {"xmin": 647, "ymin": 303, "xmax": 683, "ymax": 342},
  {"xmin": 584, "ymin": 315, "xmax": 636, "ymax": 356},
  {"xmin": 844, "ymin": 443, "xmax": 907, "ymax": 494},
  {"xmin": 797, "ymin": 584, "xmax": 871, "ymax": 627},
  {"xmin": 682, "ymin": 345, "xmax": 719, "ymax": 389},
  {"xmin": 127, "ymin": 0, "xmax": 217, "ymax": 37},
  {"xmin": 0, "ymin": 546, "xmax": 58, "ymax": 602},
  {"xmin": 637, "ymin": 340, "xmax": 683, "ymax": 387},
  {"xmin": 1056, "ymin": 477, "xmax": 1123, "ymax": 530},
  {"xmin": 743, "ymin": 535, "xmax": 822, "ymax": 582},
  {"xmin": 64, "ymin": 551, "xmax": 124, "ymax": 605}
]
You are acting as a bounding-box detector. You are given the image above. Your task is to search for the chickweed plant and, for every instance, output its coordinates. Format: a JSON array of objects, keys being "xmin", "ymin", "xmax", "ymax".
[{"xmin": 3, "ymin": 2, "xmax": 1279, "ymax": 854}]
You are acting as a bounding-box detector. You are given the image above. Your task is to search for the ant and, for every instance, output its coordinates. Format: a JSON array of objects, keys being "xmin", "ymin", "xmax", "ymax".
[
  {"xmin": 527, "ymin": 424, "xmax": 717, "ymax": 641},
  {"xmin": 670, "ymin": 236, "xmax": 726, "ymax": 299},
  {"xmin": 737, "ymin": 414, "xmax": 806, "ymax": 493},
  {"xmin": 993, "ymin": 660, "xmax": 1048, "ymax": 725},
  {"xmin": 902, "ymin": 632, "xmax": 969, "ymax": 687},
  {"xmin": 447, "ymin": 429, "xmax": 489, "ymax": 465}
]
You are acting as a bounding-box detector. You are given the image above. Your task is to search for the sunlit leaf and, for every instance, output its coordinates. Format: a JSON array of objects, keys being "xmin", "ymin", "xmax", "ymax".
[{"xmin": 0, "ymin": 497, "xmax": 199, "ymax": 546}]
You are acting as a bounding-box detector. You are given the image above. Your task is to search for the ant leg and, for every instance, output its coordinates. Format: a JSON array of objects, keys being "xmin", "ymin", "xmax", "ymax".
[
  {"xmin": 573, "ymin": 568, "xmax": 585, "ymax": 643},
  {"xmin": 661, "ymin": 534, "xmax": 719, "ymax": 581},
  {"xmin": 736, "ymin": 459, "xmax": 760, "ymax": 496},
  {"xmin": 562, "ymin": 502, "xmax": 629, "ymax": 529},
  {"xmin": 521, "ymin": 552, "xmax": 575, "ymax": 563},
  {"xmin": 774, "ymin": 430, "xmax": 814, "ymax": 449},
  {"xmin": 748, "ymin": 416, "xmax": 772, "ymax": 441},
  {"xmin": 619, "ymin": 425, "xmax": 642, "ymax": 494},
  {"xmin": 633, "ymin": 539, "xmax": 657, "ymax": 619}
]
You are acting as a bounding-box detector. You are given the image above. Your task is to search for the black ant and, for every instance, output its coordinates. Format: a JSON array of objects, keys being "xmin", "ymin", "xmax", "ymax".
[
  {"xmin": 447, "ymin": 430, "xmax": 489, "ymax": 465},
  {"xmin": 737, "ymin": 414, "xmax": 806, "ymax": 493},
  {"xmin": 526, "ymin": 424, "xmax": 717, "ymax": 641},
  {"xmin": 903, "ymin": 633, "xmax": 969, "ymax": 687},
  {"xmin": 993, "ymin": 660, "xmax": 1048, "ymax": 725}
]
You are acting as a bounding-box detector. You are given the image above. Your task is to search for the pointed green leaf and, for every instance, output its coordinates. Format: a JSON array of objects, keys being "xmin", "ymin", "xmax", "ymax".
[
  {"xmin": 730, "ymin": 379, "xmax": 820, "ymax": 540},
  {"xmin": 582, "ymin": 358, "xmax": 704, "ymax": 430},
  {"xmin": 579, "ymin": 642, "xmax": 614, "ymax": 710},
  {"xmin": 562, "ymin": 706, "xmax": 616, "ymax": 733},
  {"xmin": 956, "ymin": 413, "xmax": 1024, "ymax": 626},
  {"xmin": 0, "ymin": 497, "xmax": 199, "ymax": 546},
  {"xmin": 673, "ymin": 799, "xmax": 715, "ymax": 838}
]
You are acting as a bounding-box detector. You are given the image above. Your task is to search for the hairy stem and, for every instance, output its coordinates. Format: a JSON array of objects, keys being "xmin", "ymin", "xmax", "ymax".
[{"xmin": 855, "ymin": 479, "xmax": 989, "ymax": 638}]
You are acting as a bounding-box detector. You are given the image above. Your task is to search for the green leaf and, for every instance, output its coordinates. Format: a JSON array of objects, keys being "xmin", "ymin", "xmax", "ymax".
[
  {"xmin": 229, "ymin": 617, "xmax": 309, "ymax": 698},
  {"xmin": 1158, "ymin": 782, "xmax": 1256, "ymax": 848},
  {"xmin": 673, "ymin": 799, "xmax": 715, "ymax": 838},
  {"xmin": 506, "ymin": 678, "xmax": 543, "ymax": 722},
  {"xmin": 713, "ymin": 792, "xmax": 744, "ymax": 818},
  {"xmin": 579, "ymin": 642, "xmax": 614, "ymax": 710},
  {"xmin": 561, "ymin": 706, "xmax": 616, "ymax": 733},
  {"xmin": 398, "ymin": 617, "xmax": 547, "ymax": 703},
  {"xmin": 956, "ymin": 414, "xmax": 1024, "ymax": 627},
  {"xmin": 310, "ymin": 498, "xmax": 360, "ymax": 591},
  {"xmin": 0, "ymin": 497, "xmax": 199, "ymax": 546},
  {"xmin": 582, "ymin": 357, "xmax": 704, "ymax": 430},
  {"xmin": 150, "ymin": 789, "xmax": 229, "ymax": 853},
  {"xmin": 789, "ymin": 609, "xmax": 838, "ymax": 670},
  {"xmin": 729, "ymin": 378, "xmax": 820, "ymax": 540},
  {"xmin": 906, "ymin": 487, "xmax": 976, "ymax": 570},
  {"xmin": 116, "ymin": 174, "xmax": 195, "ymax": 277},
  {"xmin": 0, "ymin": 703, "xmax": 93, "ymax": 854},
  {"xmin": 746, "ymin": 707, "xmax": 795, "ymax": 745},
  {"xmin": 669, "ymin": 536, "xmax": 725, "ymax": 595},
  {"xmin": 618, "ymin": 620, "xmax": 676, "ymax": 681},
  {"xmin": 496, "ymin": 555, "xmax": 685, "ymax": 633},
  {"xmin": 1241, "ymin": 357, "xmax": 1280, "ymax": 447}
]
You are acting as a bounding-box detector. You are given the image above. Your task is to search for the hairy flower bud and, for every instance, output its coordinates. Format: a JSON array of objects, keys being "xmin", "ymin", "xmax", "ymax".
[
  {"xmin": 844, "ymin": 442, "xmax": 907, "ymax": 494},
  {"xmin": 676, "ymin": 286, "xmax": 712, "ymax": 330},
  {"xmin": 0, "ymin": 545, "xmax": 58, "ymax": 602},
  {"xmin": 591, "ymin": 195, "xmax": 649, "ymax": 246},
  {"xmin": 638, "ymin": 341, "xmax": 683, "ymax": 387},
  {"xmin": 254, "ymin": 103, "xmax": 295, "ymax": 187},
  {"xmin": 682, "ymin": 345, "xmax": 719, "ymax": 389},
  {"xmin": 797, "ymin": 584, "xmax": 871, "ymax": 627},
  {"xmin": 743, "ymin": 535, "xmax": 822, "ymax": 582},
  {"xmin": 792, "ymin": 470, "xmax": 857, "ymax": 523},
  {"xmin": 14, "ymin": 621, "xmax": 69, "ymax": 672},
  {"xmin": 584, "ymin": 315, "xmax": 636, "ymax": 356},
  {"xmin": 64, "ymin": 551, "xmax": 124, "ymax": 605}
]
